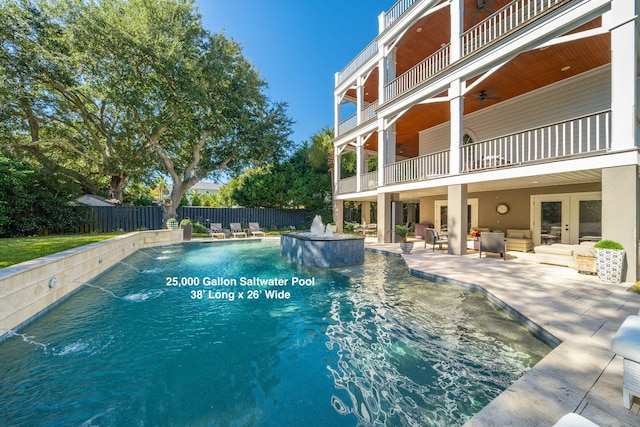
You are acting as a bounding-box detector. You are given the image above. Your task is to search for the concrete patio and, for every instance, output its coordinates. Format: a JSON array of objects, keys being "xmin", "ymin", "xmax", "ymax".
[{"xmin": 364, "ymin": 239, "xmax": 640, "ymax": 427}]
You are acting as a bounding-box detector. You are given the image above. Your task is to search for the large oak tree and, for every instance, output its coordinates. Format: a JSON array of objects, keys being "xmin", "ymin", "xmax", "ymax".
[{"xmin": 0, "ymin": 0, "xmax": 293, "ymax": 224}]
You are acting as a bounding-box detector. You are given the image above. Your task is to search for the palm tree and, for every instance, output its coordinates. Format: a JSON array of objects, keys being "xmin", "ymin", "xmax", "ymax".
[{"xmin": 308, "ymin": 127, "xmax": 336, "ymax": 220}]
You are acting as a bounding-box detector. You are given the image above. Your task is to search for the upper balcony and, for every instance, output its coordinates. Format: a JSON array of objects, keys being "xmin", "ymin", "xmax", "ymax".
[
  {"xmin": 336, "ymin": 0, "xmax": 606, "ymax": 138},
  {"xmin": 338, "ymin": 110, "xmax": 611, "ymax": 194}
]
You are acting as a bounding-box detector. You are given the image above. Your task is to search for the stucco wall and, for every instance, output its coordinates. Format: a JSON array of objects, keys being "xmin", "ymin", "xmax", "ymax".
[
  {"xmin": 418, "ymin": 183, "xmax": 601, "ymax": 231},
  {"xmin": 0, "ymin": 230, "xmax": 183, "ymax": 338}
]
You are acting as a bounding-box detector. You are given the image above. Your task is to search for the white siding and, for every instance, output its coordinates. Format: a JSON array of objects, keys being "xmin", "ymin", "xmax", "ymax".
[{"xmin": 419, "ymin": 65, "xmax": 611, "ymax": 155}]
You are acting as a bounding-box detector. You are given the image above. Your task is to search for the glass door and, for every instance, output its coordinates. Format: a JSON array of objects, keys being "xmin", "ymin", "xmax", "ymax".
[
  {"xmin": 540, "ymin": 200, "xmax": 566, "ymax": 244},
  {"xmin": 531, "ymin": 192, "xmax": 601, "ymax": 245},
  {"xmin": 571, "ymin": 197, "xmax": 602, "ymax": 243}
]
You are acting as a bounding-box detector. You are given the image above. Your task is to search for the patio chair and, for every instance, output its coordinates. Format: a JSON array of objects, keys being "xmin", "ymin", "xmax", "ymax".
[
  {"xmin": 424, "ymin": 228, "xmax": 447, "ymax": 251},
  {"xmin": 479, "ymin": 232, "xmax": 506, "ymax": 260},
  {"xmin": 248, "ymin": 222, "xmax": 266, "ymax": 237},
  {"xmin": 209, "ymin": 223, "xmax": 226, "ymax": 239},
  {"xmin": 230, "ymin": 223, "xmax": 247, "ymax": 238}
]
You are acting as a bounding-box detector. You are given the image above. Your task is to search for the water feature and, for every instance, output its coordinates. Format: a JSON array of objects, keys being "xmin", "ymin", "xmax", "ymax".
[
  {"xmin": 281, "ymin": 215, "xmax": 365, "ymax": 267},
  {"xmin": 0, "ymin": 242, "xmax": 553, "ymax": 426}
]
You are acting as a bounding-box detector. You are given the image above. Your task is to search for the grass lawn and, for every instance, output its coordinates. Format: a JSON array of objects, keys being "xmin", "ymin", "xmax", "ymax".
[{"xmin": 0, "ymin": 234, "xmax": 121, "ymax": 269}]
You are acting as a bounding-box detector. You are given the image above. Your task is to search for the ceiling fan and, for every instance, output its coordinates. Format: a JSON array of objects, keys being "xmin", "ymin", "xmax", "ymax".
[
  {"xmin": 466, "ymin": 0, "xmax": 498, "ymax": 24},
  {"xmin": 473, "ymin": 89, "xmax": 501, "ymax": 106}
]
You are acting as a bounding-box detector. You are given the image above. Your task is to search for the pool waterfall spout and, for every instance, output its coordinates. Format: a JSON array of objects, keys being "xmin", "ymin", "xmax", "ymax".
[{"xmin": 280, "ymin": 215, "xmax": 365, "ymax": 267}]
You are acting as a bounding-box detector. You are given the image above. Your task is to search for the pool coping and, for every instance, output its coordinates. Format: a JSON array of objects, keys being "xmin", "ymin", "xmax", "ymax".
[
  {"xmin": 365, "ymin": 241, "xmax": 640, "ymax": 426},
  {"xmin": 0, "ymin": 230, "xmax": 184, "ymax": 340}
]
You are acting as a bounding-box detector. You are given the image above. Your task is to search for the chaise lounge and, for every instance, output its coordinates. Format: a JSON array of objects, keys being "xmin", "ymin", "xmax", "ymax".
[
  {"xmin": 209, "ymin": 223, "xmax": 226, "ymax": 239},
  {"xmin": 230, "ymin": 223, "xmax": 247, "ymax": 238},
  {"xmin": 248, "ymin": 222, "xmax": 266, "ymax": 237}
]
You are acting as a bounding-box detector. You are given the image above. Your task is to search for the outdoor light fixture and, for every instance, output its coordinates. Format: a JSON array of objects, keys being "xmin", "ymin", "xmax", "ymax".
[{"xmin": 48, "ymin": 277, "xmax": 58, "ymax": 288}]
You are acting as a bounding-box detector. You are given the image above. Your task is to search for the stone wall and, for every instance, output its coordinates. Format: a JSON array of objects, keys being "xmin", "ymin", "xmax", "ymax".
[{"xmin": 0, "ymin": 230, "xmax": 183, "ymax": 338}]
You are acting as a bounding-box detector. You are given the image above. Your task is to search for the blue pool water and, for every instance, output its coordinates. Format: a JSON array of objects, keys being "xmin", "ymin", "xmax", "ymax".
[{"xmin": 0, "ymin": 241, "xmax": 553, "ymax": 426}]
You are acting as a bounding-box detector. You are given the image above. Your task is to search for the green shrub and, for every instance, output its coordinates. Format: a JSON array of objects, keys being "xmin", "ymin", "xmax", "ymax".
[
  {"xmin": 180, "ymin": 218, "xmax": 192, "ymax": 225},
  {"xmin": 192, "ymin": 222, "xmax": 209, "ymax": 234},
  {"xmin": 594, "ymin": 240, "xmax": 624, "ymax": 250}
]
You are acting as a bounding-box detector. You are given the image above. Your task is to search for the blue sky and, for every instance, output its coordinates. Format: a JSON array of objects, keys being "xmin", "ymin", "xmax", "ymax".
[{"xmin": 197, "ymin": 1, "xmax": 393, "ymax": 146}]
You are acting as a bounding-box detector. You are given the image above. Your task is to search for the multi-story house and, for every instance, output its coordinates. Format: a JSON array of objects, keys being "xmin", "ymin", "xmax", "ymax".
[{"xmin": 333, "ymin": 0, "xmax": 639, "ymax": 282}]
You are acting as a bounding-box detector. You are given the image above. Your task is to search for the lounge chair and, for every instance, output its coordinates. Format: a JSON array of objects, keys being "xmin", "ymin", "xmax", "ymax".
[
  {"xmin": 479, "ymin": 232, "xmax": 505, "ymax": 260},
  {"xmin": 248, "ymin": 222, "xmax": 266, "ymax": 237},
  {"xmin": 424, "ymin": 228, "xmax": 447, "ymax": 251},
  {"xmin": 230, "ymin": 223, "xmax": 247, "ymax": 238},
  {"xmin": 209, "ymin": 223, "xmax": 226, "ymax": 239}
]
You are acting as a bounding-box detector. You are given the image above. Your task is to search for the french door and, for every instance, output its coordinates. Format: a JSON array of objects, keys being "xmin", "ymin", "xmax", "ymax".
[
  {"xmin": 434, "ymin": 199, "xmax": 478, "ymax": 234},
  {"xmin": 530, "ymin": 192, "xmax": 601, "ymax": 245}
]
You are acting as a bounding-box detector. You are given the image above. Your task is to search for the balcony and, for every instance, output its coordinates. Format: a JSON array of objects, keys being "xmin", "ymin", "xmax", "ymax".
[
  {"xmin": 384, "ymin": 150, "xmax": 450, "ymax": 185},
  {"xmin": 460, "ymin": 110, "xmax": 610, "ymax": 172},
  {"xmin": 337, "ymin": 110, "xmax": 611, "ymax": 194},
  {"xmin": 337, "ymin": 0, "xmax": 572, "ymax": 109}
]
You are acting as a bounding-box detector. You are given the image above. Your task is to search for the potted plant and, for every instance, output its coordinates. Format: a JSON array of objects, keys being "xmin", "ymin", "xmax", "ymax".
[
  {"xmin": 395, "ymin": 224, "xmax": 413, "ymax": 254},
  {"xmin": 180, "ymin": 218, "xmax": 193, "ymax": 241},
  {"xmin": 167, "ymin": 218, "xmax": 179, "ymax": 229},
  {"xmin": 594, "ymin": 240, "xmax": 625, "ymax": 284}
]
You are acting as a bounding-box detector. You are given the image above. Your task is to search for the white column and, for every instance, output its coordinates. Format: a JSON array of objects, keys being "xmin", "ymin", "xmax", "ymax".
[
  {"xmin": 377, "ymin": 192, "xmax": 394, "ymax": 243},
  {"xmin": 449, "ymin": 79, "xmax": 464, "ymax": 175},
  {"xmin": 377, "ymin": 121, "xmax": 386, "ymax": 187},
  {"xmin": 334, "ymin": 93, "xmax": 340, "ymax": 137},
  {"xmin": 450, "ymin": 0, "xmax": 463, "ymax": 62},
  {"xmin": 602, "ymin": 165, "xmax": 639, "ymax": 282},
  {"xmin": 447, "ymin": 184, "xmax": 468, "ymax": 255},
  {"xmin": 356, "ymin": 76, "xmax": 364, "ymax": 125},
  {"xmin": 609, "ymin": 0, "xmax": 639, "ymax": 150},
  {"xmin": 356, "ymin": 136, "xmax": 364, "ymax": 192}
]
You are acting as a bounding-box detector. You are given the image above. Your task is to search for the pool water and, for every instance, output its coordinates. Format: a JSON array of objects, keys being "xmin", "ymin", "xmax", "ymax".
[{"xmin": 0, "ymin": 242, "xmax": 553, "ymax": 426}]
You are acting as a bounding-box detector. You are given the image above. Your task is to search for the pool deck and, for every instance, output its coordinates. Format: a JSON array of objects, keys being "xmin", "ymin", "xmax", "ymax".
[{"xmin": 363, "ymin": 239, "xmax": 640, "ymax": 427}]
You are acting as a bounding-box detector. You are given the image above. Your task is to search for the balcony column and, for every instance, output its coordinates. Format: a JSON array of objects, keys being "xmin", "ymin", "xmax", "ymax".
[
  {"xmin": 356, "ymin": 136, "xmax": 364, "ymax": 192},
  {"xmin": 449, "ymin": 79, "xmax": 464, "ymax": 175},
  {"xmin": 333, "ymin": 93, "xmax": 340, "ymax": 137},
  {"xmin": 602, "ymin": 165, "xmax": 639, "ymax": 282},
  {"xmin": 609, "ymin": 0, "xmax": 639, "ymax": 150},
  {"xmin": 376, "ymin": 192, "xmax": 397, "ymax": 243},
  {"xmin": 450, "ymin": 0, "xmax": 463, "ymax": 62},
  {"xmin": 356, "ymin": 76, "xmax": 364, "ymax": 125},
  {"xmin": 333, "ymin": 149, "xmax": 341, "ymax": 226},
  {"xmin": 447, "ymin": 184, "xmax": 468, "ymax": 256}
]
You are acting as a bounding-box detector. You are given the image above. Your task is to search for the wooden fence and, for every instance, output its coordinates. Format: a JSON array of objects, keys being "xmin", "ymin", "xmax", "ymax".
[
  {"xmin": 177, "ymin": 207, "xmax": 309, "ymax": 231},
  {"xmin": 72, "ymin": 206, "xmax": 309, "ymax": 233}
]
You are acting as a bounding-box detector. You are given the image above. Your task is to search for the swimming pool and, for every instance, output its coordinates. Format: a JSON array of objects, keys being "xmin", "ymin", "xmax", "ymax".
[{"xmin": 0, "ymin": 241, "xmax": 553, "ymax": 426}]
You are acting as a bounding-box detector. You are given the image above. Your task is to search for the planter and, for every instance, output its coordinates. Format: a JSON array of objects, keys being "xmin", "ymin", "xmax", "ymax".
[
  {"xmin": 167, "ymin": 221, "xmax": 179, "ymax": 230},
  {"xmin": 399, "ymin": 241, "xmax": 414, "ymax": 254},
  {"xmin": 595, "ymin": 248, "xmax": 625, "ymax": 284},
  {"xmin": 181, "ymin": 224, "xmax": 192, "ymax": 241}
]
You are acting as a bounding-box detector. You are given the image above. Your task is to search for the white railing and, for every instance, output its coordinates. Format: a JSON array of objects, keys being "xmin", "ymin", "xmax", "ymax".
[
  {"xmin": 362, "ymin": 100, "xmax": 379, "ymax": 122},
  {"xmin": 360, "ymin": 171, "xmax": 378, "ymax": 191},
  {"xmin": 338, "ymin": 114, "xmax": 357, "ymax": 136},
  {"xmin": 337, "ymin": 101, "xmax": 379, "ymax": 136},
  {"xmin": 385, "ymin": 44, "xmax": 450, "ymax": 101},
  {"xmin": 460, "ymin": 110, "xmax": 611, "ymax": 172},
  {"xmin": 462, "ymin": 0, "xmax": 566, "ymax": 56},
  {"xmin": 336, "ymin": 39, "xmax": 379, "ymax": 87},
  {"xmin": 338, "ymin": 176, "xmax": 357, "ymax": 194},
  {"xmin": 384, "ymin": 150, "xmax": 450, "ymax": 185},
  {"xmin": 384, "ymin": 0, "xmax": 419, "ymax": 28}
]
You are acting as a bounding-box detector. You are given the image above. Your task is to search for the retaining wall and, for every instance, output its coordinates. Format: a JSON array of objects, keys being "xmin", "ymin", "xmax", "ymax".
[{"xmin": 0, "ymin": 230, "xmax": 183, "ymax": 338}]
